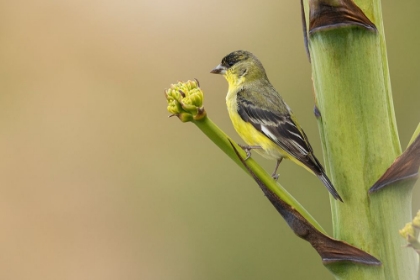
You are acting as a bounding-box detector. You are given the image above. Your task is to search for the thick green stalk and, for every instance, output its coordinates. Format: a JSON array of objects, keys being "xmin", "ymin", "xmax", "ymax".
[{"xmin": 304, "ymin": 0, "xmax": 419, "ymax": 278}]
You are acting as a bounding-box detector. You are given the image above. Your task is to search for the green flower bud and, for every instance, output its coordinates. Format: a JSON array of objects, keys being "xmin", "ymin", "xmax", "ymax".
[
  {"xmin": 165, "ymin": 79, "xmax": 206, "ymax": 122},
  {"xmin": 400, "ymin": 214, "xmax": 420, "ymax": 253},
  {"xmin": 412, "ymin": 210, "xmax": 420, "ymax": 229},
  {"xmin": 399, "ymin": 223, "xmax": 415, "ymax": 240}
]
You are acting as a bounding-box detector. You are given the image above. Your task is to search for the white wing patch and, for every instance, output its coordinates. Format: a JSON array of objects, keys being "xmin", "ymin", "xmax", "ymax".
[
  {"xmin": 288, "ymin": 130, "xmax": 304, "ymax": 141},
  {"xmin": 261, "ymin": 125, "xmax": 278, "ymax": 142},
  {"xmin": 261, "ymin": 125, "xmax": 309, "ymax": 156}
]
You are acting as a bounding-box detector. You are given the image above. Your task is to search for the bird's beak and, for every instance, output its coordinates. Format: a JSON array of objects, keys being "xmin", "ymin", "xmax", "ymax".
[{"xmin": 210, "ymin": 64, "xmax": 227, "ymax": 75}]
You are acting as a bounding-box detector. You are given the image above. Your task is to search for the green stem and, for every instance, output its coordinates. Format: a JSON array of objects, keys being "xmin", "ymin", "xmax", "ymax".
[{"xmin": 192, "ymin": 116, "xmax": 326, "ymax": 233}]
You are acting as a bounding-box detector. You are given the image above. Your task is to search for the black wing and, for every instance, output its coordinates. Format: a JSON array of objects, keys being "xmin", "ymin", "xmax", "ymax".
[{"xmin": 236, "ymin": 87, "xmax": 321, "ymax": 175}]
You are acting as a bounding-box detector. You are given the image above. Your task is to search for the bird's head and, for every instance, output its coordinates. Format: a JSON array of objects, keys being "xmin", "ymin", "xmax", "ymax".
[{"xmin": 210, "ymin": 50, "xmax": 267, "ymax": 86}]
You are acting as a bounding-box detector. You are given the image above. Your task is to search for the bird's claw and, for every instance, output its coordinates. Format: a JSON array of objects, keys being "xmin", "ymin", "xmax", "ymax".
[
  {"xmin": 272, "ymin": 173, "xmax": 279, "ymax": 181},
  {"xmin": 244, "ymin": 149, "xmax": 252, "ymax": 160},
  {"xmin": 238, "ymin": 144, "xmax": 252, "ymax": 160}
]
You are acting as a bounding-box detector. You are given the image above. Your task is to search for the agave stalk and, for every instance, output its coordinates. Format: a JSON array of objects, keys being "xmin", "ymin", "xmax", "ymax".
[{"xmin": 302, "ymin": 0, "xmax": 419, "ymax": 278}]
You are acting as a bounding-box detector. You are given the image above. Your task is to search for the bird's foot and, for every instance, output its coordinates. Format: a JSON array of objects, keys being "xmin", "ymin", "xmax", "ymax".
[
  {"xmin": 238, "ymin": 144, "xmax": 261, "ymax": 160},
  {"xmin": 271, "ymin": 158, "xmax": 283, "ymax": 181}
]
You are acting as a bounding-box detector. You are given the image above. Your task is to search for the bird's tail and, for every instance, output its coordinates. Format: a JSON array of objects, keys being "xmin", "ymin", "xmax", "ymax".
[{"xmin": 318, "ymin": 172, "xmax": 343, "ymax": 202}]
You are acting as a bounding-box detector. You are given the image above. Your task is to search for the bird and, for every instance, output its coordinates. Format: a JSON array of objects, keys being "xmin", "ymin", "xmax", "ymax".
[{"xmin": 210, "ymin": 50, "xmax": 343, "ymax": 202}]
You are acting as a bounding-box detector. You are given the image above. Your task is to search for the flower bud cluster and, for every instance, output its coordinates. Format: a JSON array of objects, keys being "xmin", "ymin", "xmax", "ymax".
[
  {"xmin": 165, "ymin": 80, "xmax": 206, "ymax": 122},
  {"xmin": 400, "ymin": 210, "xmax": 420, "ymax": 254}
]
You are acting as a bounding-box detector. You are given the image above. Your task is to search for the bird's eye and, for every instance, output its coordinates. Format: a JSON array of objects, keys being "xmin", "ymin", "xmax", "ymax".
[
  {"xmin": 222, "ymin": 59, "xmax": 235, "ymax": 68},
  {"xmin": 227, "ymin": 60, "xmax": 235, "ymax": 66}
]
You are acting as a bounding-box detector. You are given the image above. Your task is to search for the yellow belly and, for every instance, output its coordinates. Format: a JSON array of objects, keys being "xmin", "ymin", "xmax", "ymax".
[
  {"xmin": 226, "ymin": 93, "xmax": 286, "ymax": 160},
  {"xmin": 225, "ymin": 91, "xmax": 318, "ymax": 176}
]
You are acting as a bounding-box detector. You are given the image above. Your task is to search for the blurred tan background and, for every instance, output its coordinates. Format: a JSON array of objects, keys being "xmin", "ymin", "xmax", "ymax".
[{"xmin": 0, "ymin": 0, "xmax": 419, "ymax": 279}]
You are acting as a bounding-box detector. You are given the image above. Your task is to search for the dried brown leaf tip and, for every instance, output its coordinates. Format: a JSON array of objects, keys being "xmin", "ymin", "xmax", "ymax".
[
  {"xmin": 309, "ymin": 0, "xmax": 376, "ymax": 34},
  {"xmin": 230, "ymin": 141, "xmax": 381, "ymax": 265},
  {"xmin": 369, "ymin": 134, "xmax": 420, "ymax": 194},
  {"xmin": 267, "ymin": 188, "xmax": 381, "ymax": 265}
]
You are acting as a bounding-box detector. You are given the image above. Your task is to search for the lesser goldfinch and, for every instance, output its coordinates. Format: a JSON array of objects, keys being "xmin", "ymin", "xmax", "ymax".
[{"xmin": 211, "ymin": 50, "xmax": 343, "ymax": 202}]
